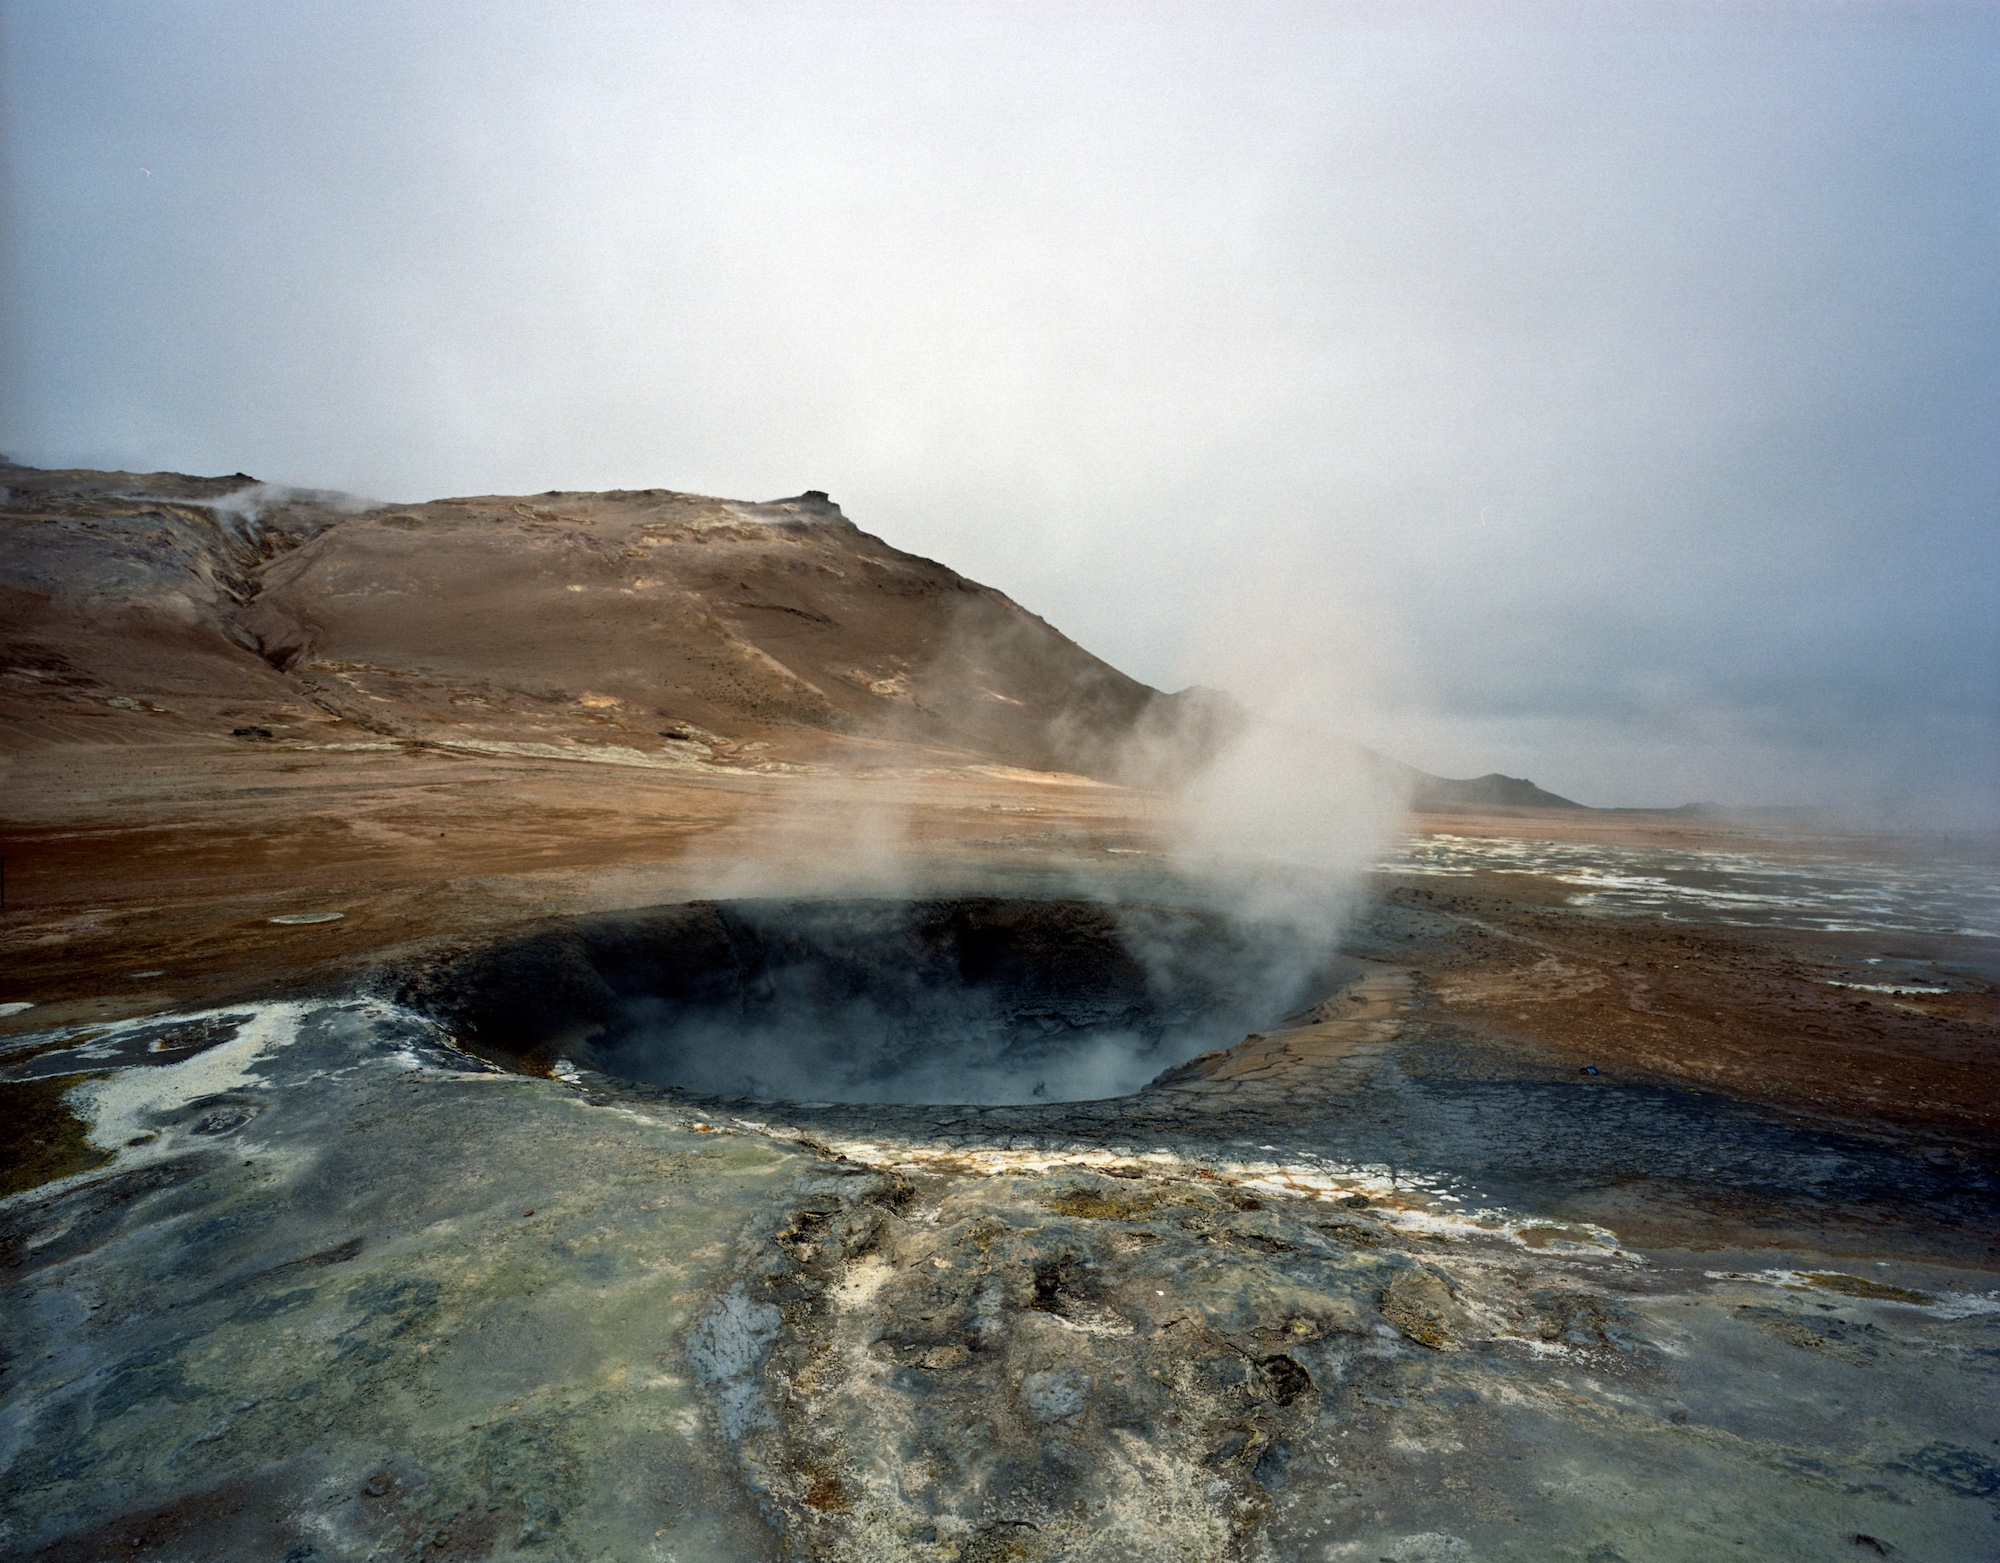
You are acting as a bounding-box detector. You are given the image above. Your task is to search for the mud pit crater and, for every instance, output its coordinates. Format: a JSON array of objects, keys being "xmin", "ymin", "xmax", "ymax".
[{"xmin": 402, "ymin": 897, "xmax": 1336, "ymax": 1107}]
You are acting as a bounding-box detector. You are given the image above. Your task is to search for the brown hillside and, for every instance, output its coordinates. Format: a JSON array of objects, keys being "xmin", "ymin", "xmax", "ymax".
[{"xmin": 1, "ymin": 467, "xmax": 1207, "ymax": 778}]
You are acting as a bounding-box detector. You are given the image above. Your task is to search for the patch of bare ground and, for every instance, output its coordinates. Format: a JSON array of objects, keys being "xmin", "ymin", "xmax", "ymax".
[{"xmin": 1378, "ymin": 871, "xmax": 2000, "ymax": 1145}]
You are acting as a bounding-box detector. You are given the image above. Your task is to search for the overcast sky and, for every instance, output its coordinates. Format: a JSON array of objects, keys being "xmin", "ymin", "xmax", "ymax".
[{"xmin": 3, "ymin": 1, "xmax": 1994, "ymax": 823}]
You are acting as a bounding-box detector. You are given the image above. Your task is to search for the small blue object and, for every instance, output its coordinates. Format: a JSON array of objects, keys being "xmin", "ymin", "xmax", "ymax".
[{"xmin": 1580, "ymin": 1065, "xmax": 1599, "ymax": 1076}]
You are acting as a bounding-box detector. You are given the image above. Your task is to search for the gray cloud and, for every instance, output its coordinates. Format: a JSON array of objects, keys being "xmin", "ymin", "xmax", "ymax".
[{"xmin": 3, "ymin": 0, "xmax": 1994, "ymax": 823}]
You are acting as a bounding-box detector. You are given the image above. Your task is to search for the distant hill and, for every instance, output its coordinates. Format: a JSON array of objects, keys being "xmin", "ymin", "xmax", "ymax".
[
  {"xmin": 0, "ymin": 465, "xmax": 1219, "ymax": 779},
  {"xmin": 1408, "ymin": 771, "xmax": 1587, "ymax": 813},
  {"xmin": 0, "ymin": 463, "xmax": 1635, "ymax": 813}
]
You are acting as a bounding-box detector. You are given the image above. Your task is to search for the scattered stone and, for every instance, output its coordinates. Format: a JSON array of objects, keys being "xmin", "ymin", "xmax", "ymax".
[
  {"xmin": 1048, "ymin": 1185, "xmax": 1173, "ymax": 1220},
  {"xmin": 1379, "ymin": 1267, "xmax": 1462, "ymax": 1349}
]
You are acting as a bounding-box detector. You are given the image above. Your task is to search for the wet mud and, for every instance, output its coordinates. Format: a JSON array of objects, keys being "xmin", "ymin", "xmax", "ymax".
[
  {"xmin": 2, "ymin": 854, "xmax": 1996, "ymax": 1561},
  {"xmin": 393, "ymin": 892, "xmax": 1999, "ymax": 1267},
  {"xmin": 393, "ymin": 897, "xmax": 1332, "ymax": 1104}
]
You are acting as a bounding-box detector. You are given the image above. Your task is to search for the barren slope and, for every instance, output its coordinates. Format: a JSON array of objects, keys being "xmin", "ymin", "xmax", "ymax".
[
  {"xmin": 2, "ymin": 466, "xmax": 1212, "ymax": 779},
  {"xmin": 0, "ymin": 466, "xmax": 347, "ymax": 747}
]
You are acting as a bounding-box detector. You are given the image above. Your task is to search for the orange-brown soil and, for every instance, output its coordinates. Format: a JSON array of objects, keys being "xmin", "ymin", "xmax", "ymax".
[
  {"xmin": 6, "ymin": 733, "xmax": 1993, "ymax": 1164},
  {"xmin": 1379, "ymin": 868, "xmax": 1999, "ymax": 1144},
  {"xmin": 0, "ymin": 740, "xmax": 1160, "ymax": 1029},
  {"xmin": 3, "ymin": 463, "xmax": 1993, "ymax": 1163},
  {"xmin": 2, "ymin": 461, "xmax": 1196, "ymax": 1023}
]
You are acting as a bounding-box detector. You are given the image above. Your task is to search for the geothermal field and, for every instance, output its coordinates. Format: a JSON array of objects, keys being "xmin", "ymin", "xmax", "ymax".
[{"xmin": 0, "ymin": 465, "xmax": 1994, "ymax": 1562}]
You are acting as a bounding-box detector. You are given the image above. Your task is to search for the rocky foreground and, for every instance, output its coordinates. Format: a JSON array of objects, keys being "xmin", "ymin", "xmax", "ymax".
[{"xmin": 3, "ymin": 911, "xmax": 1995, "ymax": 1563}]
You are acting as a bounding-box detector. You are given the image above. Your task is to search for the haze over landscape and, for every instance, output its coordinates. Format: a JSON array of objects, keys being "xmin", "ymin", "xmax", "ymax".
[
  {"xmin": 4, "ymin": 0, "xmax": 1994, "ymax": 825},
  {"xmin": 7, "ymin": 8, "xmax": 2000, "ymax": 1562}
]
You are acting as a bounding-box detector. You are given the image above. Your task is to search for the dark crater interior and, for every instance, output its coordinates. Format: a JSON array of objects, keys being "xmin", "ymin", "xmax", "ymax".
[{"xmin": 399, "ymin": 897, "xmax": 1330, "ymax": 1105}]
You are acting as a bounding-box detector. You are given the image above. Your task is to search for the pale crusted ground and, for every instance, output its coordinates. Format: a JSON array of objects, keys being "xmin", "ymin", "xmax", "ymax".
[{"xmin": 3, "ymin": 980, "xmax": 1995, "ymax": 1562}]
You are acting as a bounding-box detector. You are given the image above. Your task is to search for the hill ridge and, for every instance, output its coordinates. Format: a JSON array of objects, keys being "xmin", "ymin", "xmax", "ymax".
[{"xmin": 2, "ymin": 462, "xmax": 1603, "ymax": 811}]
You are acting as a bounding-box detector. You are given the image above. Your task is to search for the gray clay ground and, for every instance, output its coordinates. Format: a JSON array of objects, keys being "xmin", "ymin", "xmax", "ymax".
[{"xmin": 2, "ymin": 973, "xmax": 1997, "ymax": 1563}]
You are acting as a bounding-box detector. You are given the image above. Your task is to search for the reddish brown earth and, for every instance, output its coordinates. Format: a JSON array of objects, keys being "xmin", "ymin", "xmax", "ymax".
[
  {"xmin": 0, "ymin": 739, "xmax": 1161, "ymax": 1028},
  {"xmin": 0, "ymin": 461, "xmax": 1199, "ymax": 1025},
  {"xmin": 1378, "ymin": 869, "xmax": 1999, "ymax": 1143},
  {"xmin": 3, "ymin": 464, "xmax": 1994, "ymax": 1165},
  {"xmin": 0, "ymin": 464, "xmax": 1215, "ymax": 776}
]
